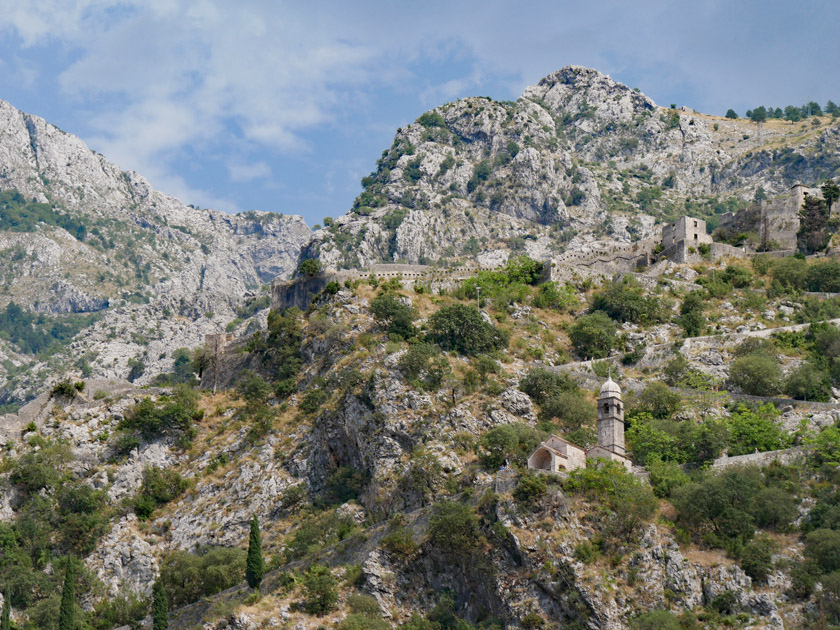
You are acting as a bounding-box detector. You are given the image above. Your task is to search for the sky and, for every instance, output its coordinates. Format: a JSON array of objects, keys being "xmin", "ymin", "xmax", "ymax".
[{"xmin": 0, "ymin": 1, "xmax": 838, "ymax": 226}]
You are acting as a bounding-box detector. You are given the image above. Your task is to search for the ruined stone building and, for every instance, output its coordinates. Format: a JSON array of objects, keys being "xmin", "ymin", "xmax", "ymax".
[{"xmin": 527, "ymin": 377, "xmax": 632, "ymax": 473}]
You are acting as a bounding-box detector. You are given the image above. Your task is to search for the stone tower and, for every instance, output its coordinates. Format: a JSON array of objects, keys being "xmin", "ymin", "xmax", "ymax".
[{"xmin": 597, "ymin": 377, "xmax": 625, "ymax": 455}]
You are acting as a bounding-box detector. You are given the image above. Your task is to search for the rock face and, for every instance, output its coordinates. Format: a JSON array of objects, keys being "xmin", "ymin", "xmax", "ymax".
[
  {"xmin": 0, "ymin": 98, "xmax": 311, "ymax": 401},
  {"xmin": 308, "ymin": 65, "xmax": 840, "ymax": 270}
]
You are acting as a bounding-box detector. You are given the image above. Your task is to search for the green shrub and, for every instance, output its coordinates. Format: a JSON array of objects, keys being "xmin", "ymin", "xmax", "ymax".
[
  {"xmin": 159, "ymin": 546, "xmax": 246, "ymax": 608},
  {"xmin": 347, "ymin": 592, "xmax": 382, "ymax": 617},
  {"xmin": 299, "ymin": 388, "xmax": 328, "ymax": 414},
  {"xmin": 565, "ymin": 461, "xmax": 658, "ymax": 543},
  {"xmin": 729, "ymin": 353, "xmax": 782, "ymax": 396},
  {"xmin": 301, "ymin": 563, "xmax": 338, "ymax": 615},
  {"xmin": 646, "ymin": 455, "xmax": 690, "ymax": 498},
  {"xmin": 804, "ymin": 529, "xmax": 840, "ymax": 573},
  {"xmin": 337, "ymin": 614, "xmax": 390, "ymax": 630},
  {"xmin": 427, "ymin": 501, "xmax": 482, "ymax": 559},
  {"xmin": 725, "ymin": 403, "xmax": 787, "ymax": 455},
  {"xmin": 370, "ymin": 294, "xmax": 416, "ymax": 339},
  {"xmin": 478, "ymin": 423, "xmax": 545, "ymax": 469},
  {"xmin": 118, "ymin": 386, "xmax": 202, "ymax": 445},
  {"xmin": 568, "ymin": 311, "xmax": 617, "ymax": 359},
  {"xmin": 133, "ymin": 466, "xmax": 190, "ymax": 519},
  {"xmin": 513, "ymin": 471, "xmax": 548, "ymax": 507},
  {"xmin": 591, "ymin": 277, "xmax": 663, "ymax": 324},
  {"xmin": 629, "ymin": 610, "xmax": 680, "ymax": 630},
  {"xmin": 427, "ymin": 304, "xmax": 508, "ymax": 356},
  {"xmin": 573, "ymin": 541, "xmax": 598, "ymax": 564},
  {"xmin": 381, "ymin": 526, "xmax": 418, "ymax": 557},
  {"xmin": 751, "ymin": 486, "xmax": 798, "ymax": 531},
  {"xmin": 539, "ymin": 391, "xmax": 594, "ymax": 430},
  {"xmin": 784, "ymin": 362, "xmax": 831, "ymax": 401},
  {"xmin": 633, "ymin": 382, "xmax": 682, "ymax": 419},
  {"xmin": 739, "ymin": 535, "xmax": 776, "ymax": 583},
  {"xmin": 298, "ymin": 259, "xmax": 321, "ymax": 276}
]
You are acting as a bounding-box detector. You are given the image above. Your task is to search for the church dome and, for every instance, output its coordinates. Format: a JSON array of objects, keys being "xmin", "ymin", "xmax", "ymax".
[{"xmin": 599, "ymin": 377, "xmax": 622, "ymax": 398}]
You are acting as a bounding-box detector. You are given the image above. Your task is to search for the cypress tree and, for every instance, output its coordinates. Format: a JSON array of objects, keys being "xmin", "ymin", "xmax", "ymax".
[
  {"xmin": 1, "ymin": 589, "xmax": 10, "ymax": 630},
  {"xmin": 245, "ymin": 515, "xmax": 264, "ymax": 589},
  {"xmin": 58, "ymin": 559, "xmax": 75, "ymax": 630},
  {"xmin": 152, "ymin": 579, "xmax": 168, "ymax": 630}
]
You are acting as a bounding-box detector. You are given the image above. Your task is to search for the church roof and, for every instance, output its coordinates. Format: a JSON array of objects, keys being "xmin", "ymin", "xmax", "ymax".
[{"xmin": 599, "ymin": 377, "xmax": 622, "ymax": 398}]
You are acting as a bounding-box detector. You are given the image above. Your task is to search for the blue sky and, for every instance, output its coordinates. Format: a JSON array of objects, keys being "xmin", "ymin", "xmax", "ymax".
[{"xmin": 0, "ymin": 1, "xmax": 838, "ymax": 226}]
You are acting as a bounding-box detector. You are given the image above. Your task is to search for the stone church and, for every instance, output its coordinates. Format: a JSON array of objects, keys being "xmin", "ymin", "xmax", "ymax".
[{"xmin": 527, "ymin": 377, "xmax": 632, "ymax": 473}]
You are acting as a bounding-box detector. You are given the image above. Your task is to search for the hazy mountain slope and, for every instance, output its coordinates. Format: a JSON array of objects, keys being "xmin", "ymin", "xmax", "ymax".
[{"xmin": 0, "ymin": 99, "xmax": 311, "ymax": 402}]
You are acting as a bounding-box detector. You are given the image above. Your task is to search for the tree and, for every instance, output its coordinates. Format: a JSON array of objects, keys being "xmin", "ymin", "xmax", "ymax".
[
  {"xmin": 798, "ymin": 195, "xmax": 831, "ymax": 254},
  {"xmin": 301, "ymin": 564, "xmax": 338, "ymax": 615},
  {"xmin": 427, "ymin": 304, "xmax": 508, "ymax": 356},
  {"xmin": 246, "ymin": 515, "xmax": 265, "ymax": 589},
  {"xmin": 1, "ymin": 589, "xmax": 9, "ymax": 630},
  {"xmin": 725, "ymin": 109, "xmax": 738, "ymax": 119},
  {"xmin": 370, "ymin": 294, "xmax": 416, "ymax": 339},
  {"xmin": 298, "ymin": 259, "xmax": 321, "ymax": 276},
  {"xmin": 822, "ymin": 180, "xmax": 840, "ymax": 211},
  {"xmin": 58, "ymin": 559, "xmax": 75, "ymax": 630},
  {"xmin": 679, "ymin": 290, "xmax": 706, "ymax": 336},
  {"xmin": 729, "ymin": 353, "xmax": 781, "ymax": 396},
  {"xmin": 153, "ymin": 579, "xmax": 168, "ymax": 630},
  {"xmin": 568, "ymin": 311, "xmax": 617, "ymax": 359}
]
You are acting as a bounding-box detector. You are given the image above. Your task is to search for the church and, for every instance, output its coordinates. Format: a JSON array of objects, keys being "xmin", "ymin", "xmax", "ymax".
[{"xmin": 526, "ymin": 376, "xmax": 632, "ymax": 473}]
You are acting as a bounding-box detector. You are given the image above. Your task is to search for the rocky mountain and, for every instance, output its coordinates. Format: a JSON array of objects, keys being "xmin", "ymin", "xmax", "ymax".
[
  {"xmin": 0, "ymin": 99, "xmax": 311, "ymax": 403},
  {"xmin": 307, "ymin": 66, "xmax": 840, "ymax": 269},
  {"xmin": 0, "ymin": 66, "xmax": 840, "ymax": 630}
]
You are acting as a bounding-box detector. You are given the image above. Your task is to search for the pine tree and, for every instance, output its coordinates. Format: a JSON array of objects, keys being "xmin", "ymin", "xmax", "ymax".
[
  {"xmin": 58, "ymin": 560, "xmax": 75, "ymax": 630},
  {"xmin": 1, "ymin": 589, "xmax": 10, "ymax": 630},
  {"xmin": 245, "ymin": 515, "xmax": 264, "ymax": 589},
  {"xmin": 152, "ymin": 579, "xmax": 168, "ymax": 630}
]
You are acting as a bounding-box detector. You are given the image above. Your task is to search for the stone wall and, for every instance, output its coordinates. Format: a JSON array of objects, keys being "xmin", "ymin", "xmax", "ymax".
[
  {"xmin": 270, "ymin": 261, "xmax": 527, "ymax": 311},
  {"xmin": 712, "ymin": 446, "xmax": 804, "ymax": 470}
]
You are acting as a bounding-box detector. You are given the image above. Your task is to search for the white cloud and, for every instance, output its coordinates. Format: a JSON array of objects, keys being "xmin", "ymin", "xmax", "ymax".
[{"xmin": 227, "ymin": 160, "xmax": 271, "ymax": 182}]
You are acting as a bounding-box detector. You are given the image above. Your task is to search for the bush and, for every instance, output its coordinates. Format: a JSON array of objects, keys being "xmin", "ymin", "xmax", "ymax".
[
  {"xmin": 646, "ymin": 455, "xmax": 690, "ymax": 498},
  {"xmin": 381, "ymin": 526, "xmax": 418, "ymax": 557},
  {"xmin": 519, "ymin": 368, "xmax": 577, "ymax": 403},
  {"xmin": 427, "ymin": 304, "xmax": 508, "ymax": 356},
  {"xmin": 301, "ymin": 564, "xmax": 338, "ymax": 615},
  {"xmin": 729, "ymin": 353, "xmax": 781, "ymax": 396},
  {"xmin": 568, "ymin": 311, "xmax": 617, "ymax": 359},
  {"xmin": 804, "ymin": 529, "xmax": 840, "ymax": 573},
  {"xmin": 591, "ymin": 277, "xmax": 662, "ymax": 324},
  {"xmin": 427, "ymin": 501, "xmax": 482, "ymax": 560},
  {"xmin": 634, "ymin": 382, "xmax": 682, "ymax": 419},
  {"xmin": 133, "ymin": 466, "xmax": 190, "ymax": 519},
  {"xmin": 566, "ymin": 462, "xmax": 658, "ymax": 543},
  {"xmin": 740, "ymin": 535, "xmax": 776, "ymax": 583},
  {"xmin": 752, "ymin": 486, "xmax": 798, "ymax": 531},
  {"xmin": 298, "ymin": 259, "xmax": 321, "ymax": 276},
  {"xmin": 538, "ymin": 391, "xmax": 594, "ymax": 430},
  {"xmin": 478, "ymin": 423, "xmax": 545, "ymax": 469},
  {"xmin": 679, "ymin": 291, "xmax": 706, "ymax": 337},
  {"xmin": 370, "ymin": 294, "xmax": 416, "ymax": 339},
  {"xmin": 725, "ymin": 403, "xmax": 787, "ymax": 455},
  {"xmin": 159, "ymin": 546, "xmax": 246, "ymax": 608},
  {"xmin": 337, "ymin": 614, "xmax": 390, "ymax": 630},
  {"xmin": 784, "ymin": 362, "xmax": 831, "ymax": 401},
  {"xmin": 672, "ymin": 467, "xmax": 762, "ymax": 547},
  {"xmin": 819, "ymin": 571, "xmax": 840, "ymax": 625},
  {"xmin": 630, "ymin": 610, "xmax": 680, "ymax": 630},
  {"xmin": 513, "ymin": 471, "xmax": 548, "ymax": 507},
  {"xmin": 118, "ymin": 386, "xmax": 202, "ymax": 445}
]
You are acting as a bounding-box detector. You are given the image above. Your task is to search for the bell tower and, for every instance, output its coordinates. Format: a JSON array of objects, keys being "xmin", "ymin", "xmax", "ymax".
[{"xmin": 597, "ymin": 376, "xmax": 625, "ymax": 456}]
